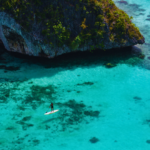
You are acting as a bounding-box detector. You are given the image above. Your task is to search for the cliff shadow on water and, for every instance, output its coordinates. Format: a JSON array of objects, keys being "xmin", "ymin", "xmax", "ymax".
[{"xmin": 0, "ymin": 45, "xmax": 144, "ymax": 72}]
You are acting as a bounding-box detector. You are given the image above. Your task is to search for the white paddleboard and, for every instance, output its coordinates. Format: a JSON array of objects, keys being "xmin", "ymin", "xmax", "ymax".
[{"xmin": 44, "ymin": 110, "xmax": 59, "ymax": 115}]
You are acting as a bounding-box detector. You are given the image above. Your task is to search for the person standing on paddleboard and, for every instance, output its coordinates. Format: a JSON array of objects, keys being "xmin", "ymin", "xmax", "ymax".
[{"xmin": 49, "ymin": 103, "xmax": 54, "ymax": 112}]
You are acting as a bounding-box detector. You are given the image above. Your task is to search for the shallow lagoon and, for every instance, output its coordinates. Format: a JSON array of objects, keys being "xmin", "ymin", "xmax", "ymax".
[{"xmin": 1, "ymin": 0, "xmax": 150, "ymax": 150}]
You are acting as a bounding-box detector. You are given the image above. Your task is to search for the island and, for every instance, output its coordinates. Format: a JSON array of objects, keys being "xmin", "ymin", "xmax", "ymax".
[{"xmin": 0, "ymin": 0, "xmax": 145, "ymax": 58}]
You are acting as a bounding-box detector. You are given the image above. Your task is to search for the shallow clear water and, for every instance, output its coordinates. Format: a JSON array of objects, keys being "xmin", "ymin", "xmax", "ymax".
[{"xmin": 1, "ymin": 0, "xmax": 150, "ymax": 150}]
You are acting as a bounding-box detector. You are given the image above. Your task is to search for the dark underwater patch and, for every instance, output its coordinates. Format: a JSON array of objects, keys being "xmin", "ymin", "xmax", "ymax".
[
  {"xmin": 62, "ymin": 99, "xmax": 86, "ymax": 109},
  {"xmin": 22, "ymin": 85, "xmax": 56, "ymax": 110},
  {"xmin": 22, "ymin": 116, "xmax": 32, "ymax": 121},
  {"xmin": 17, "ymin": 105, "xmax": 26, "ymax": 111},
  {"xmin": 0, "ymin": 96, "xmax": 7, "ymax": 103},
  {"xmin": 0, "ymin": 80, "xmax": 23, "ymax": 104},
  {"xmin": 31, "ymin": 85, "xmax": 56, "ymax": 100},
  {"xmin": 28, "ymin": 81, "xmax": 33, "ymax": 84},
  {"xmin": 16, "ymin": 121, "xmax": 34, "ymax": 130},
  {"xmin": 145, "ymin": 43, "xmax": 150, "ymax": 46},
  {"xmin": 45, "ymin": 125, "xmax": 50, "ymax": 130},
  {"xmin": 133, "ymin": 96, "xmax": 142, "ymax": 100},
  {"xmin": 129, "ymin": 4, "xmax": 140, "ymax": 7},
  {"xmin": 6, "ymin": 126, "xmax": 15, "ymax": 130},
  {"xmin": 13, "ymin": 137, "xmax": 24, "ymax": 145},
  {"xmin": 144, "ymin": 120, "xmax": 150, "ymax": 123},
  {"xmin": 139, "ymin": 13, "xmax": 144, "ymax": 15},
  {"xmin": 128, "ymin": 3, "xmax": 146, "ymax": 14},
  {"xmin": 0, "ymin": 89, "xmax": 10, "ymax": 103},
  {"xmin": 0, "ymin": 65, "xmax": 20, "ymax": 71},
  {"xmin": 43, "ymin": 99, "xmax": 102, "ymax": 133},
  {"xmin": 84, "ymin": 110, "xmax": 100, "ymax": 117},
  {"xmin": 76, "ymin": 82, "xmax": 94, "ymax": 86},
  {"xmin": 117, "ymin": 0, "xmax": 128, "ymax": 5},
  {"xmin": 142, "ymin": 119, "xmax": 150, "ymax": 128},
  {"xmin": 32, "ymin": 139, "xmax": 40, "ymax": 146},
  {"xmin": 146, "ymin": 140, "xmax": 150, "ymax": 144},
  {"xmin": 12, "ymin": 136, "xmax": 40, "ymax": 147},
  {"xmin": 139, "ymin": 9, "xmax": 146, "ymax": 12},
  {"xmin": 89, "ymin": 137, "xmax": 99, "ymax": 143}
]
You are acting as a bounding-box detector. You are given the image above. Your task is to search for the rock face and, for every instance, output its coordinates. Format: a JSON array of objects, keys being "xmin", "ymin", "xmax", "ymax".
[{"xmin": 0, "ymin": 0, "xmax": 145, "ymax": 58}]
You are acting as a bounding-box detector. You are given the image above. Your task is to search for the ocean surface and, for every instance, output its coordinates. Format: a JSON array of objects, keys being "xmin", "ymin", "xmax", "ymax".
[{"xmin": 1, "ymin": 0, "xmax": 150, "ymax": 150}]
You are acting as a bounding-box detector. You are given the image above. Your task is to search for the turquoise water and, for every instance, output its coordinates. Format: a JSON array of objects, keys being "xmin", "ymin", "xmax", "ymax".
[{"xmin": 1, "ymin": 0, "xmax": 150, "ymax": 150}]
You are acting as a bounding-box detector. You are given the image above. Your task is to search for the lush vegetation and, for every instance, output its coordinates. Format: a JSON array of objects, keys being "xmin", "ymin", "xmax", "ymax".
[{"xmin": 0, "ymin": 0, "xmax": 144, "ymax": 51}]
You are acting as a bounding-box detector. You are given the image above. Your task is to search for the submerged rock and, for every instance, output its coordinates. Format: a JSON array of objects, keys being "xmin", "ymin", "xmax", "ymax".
[
  {"xmin": 89, "ymin": 137, "xmax": 99, "ymax": 143},
  {"xmin": 0, "ymin": 0, "xmax": 145, "ymax": 58},
  {"xmin": 146, "ymin": 140, "xmax": 150, "ymax": 144},
  {"xmin": 139, "ymin": 54, "xmax": 145, "ymax": 59},
  {"xmin": 133, "ymin": 96, "xmax": 142, "ymax": 100},
  {"xmin": 105, "ymin": 63, "xmax": 116, "ymax": 68}
]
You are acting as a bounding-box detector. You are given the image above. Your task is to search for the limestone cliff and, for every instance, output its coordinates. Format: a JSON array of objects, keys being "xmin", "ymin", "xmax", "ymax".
[{"xmin": 0, "ymin": 0, "xmax": 145, "ymax": 58}]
